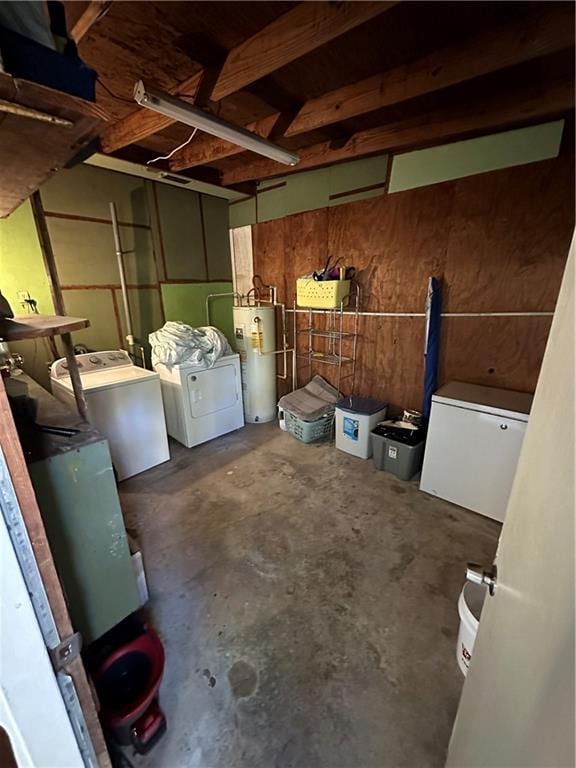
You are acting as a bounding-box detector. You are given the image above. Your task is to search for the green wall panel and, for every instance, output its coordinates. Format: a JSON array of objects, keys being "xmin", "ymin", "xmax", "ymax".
[
  {"xmin": 115, "ymin": 287, "xmax": 164, "ymax": 364},
  {"xmin": 41, "ymin": 164, "xmax": 150, "ymax": 225},
  {"xmin": 0, "ymin": 200, "xmax": 54, "ymax": 314},
  {"xmin": 1, "ymin": 166, "xmax": 234, "ymax": 383},
  {"xmin": 154, "ymin": 184, "xmax": 206, "ymax": 280},
  {"xmin": 47, "ymin": 218, "xmax": 158, "ymax": 286},
  {"xmin": 229, "ymin": 196, "xmax": 257, "ymax": 229},
  {"xmin": 0, "ymin": 200, "xmax": 55, "ymax": 385},
  {"xmin": 161, "ymin": 282, "xmax": 234, "ymax": 345},
  {"xmin": 388, "ymin": 120, "xmax": 565, "ymax": 193},
  {"xmin": 62, "ymin": 289, "xmax": 122, "ymax": 351},
  {"xmin": 327, "ymin": 155, "xmax": 388, "ymax": 206},
  {"xmin": 201, "ymin": 195, "xmax": 232, "ymax": 280},
  {"xmin": 228, "ymin": 154, "xmax": 390, "ymax": 227}
]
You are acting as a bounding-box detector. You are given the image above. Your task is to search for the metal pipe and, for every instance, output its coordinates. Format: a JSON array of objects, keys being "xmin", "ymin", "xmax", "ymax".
[
  {"xmin": 205, "ymin": 293, "xmax": 240, "ymax": 326},
  {"xmin": 109, "ymin": 202, "xmax": 134, "ymax": 348},
  {"xmin": 287, "ymin": 308, "xmax": 553, "ymax": 318}
]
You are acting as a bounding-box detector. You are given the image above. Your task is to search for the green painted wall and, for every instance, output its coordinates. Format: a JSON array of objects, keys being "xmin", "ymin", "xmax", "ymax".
[
  {"xmin": 161, "ymin": 282, "xmax": 235, "ymax": 345},
  {"xmin": 0, "ymin": 201, "xmax": 55, "ymax": 384},
  {"xmin": 388, "ymin": 120, "xmax": 565, "ymax": 193},
  {"xmin": 229, "ymin": 155, "xmax": 389, "ymax": 228},
  {"xmin": 154, "ymin": 183, "xmax": 232, "ymax": 281},
  {"xmin": 0, "ymin": 164, "xmax": 232, "ymax": 381},
  {"xmin": 229, "ymin": 121, "xmax": 565, "ymax": 228}
]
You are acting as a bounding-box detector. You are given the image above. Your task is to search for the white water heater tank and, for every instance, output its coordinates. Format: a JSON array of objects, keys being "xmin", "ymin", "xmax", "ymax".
[{"xmin": 233, "ymin": 305, "xmax": 277, "ymax": 423}]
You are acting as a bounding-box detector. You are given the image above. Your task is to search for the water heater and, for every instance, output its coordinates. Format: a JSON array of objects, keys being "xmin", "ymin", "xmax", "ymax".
[{"xmin": 233, "ymin": 305, "xmax": 276, "ymax": 423}]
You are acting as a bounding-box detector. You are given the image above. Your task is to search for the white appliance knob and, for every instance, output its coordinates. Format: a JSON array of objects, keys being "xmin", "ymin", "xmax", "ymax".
[{"xmin": 89, "ymin": 356, "xmax": 101, "ymax": 364}]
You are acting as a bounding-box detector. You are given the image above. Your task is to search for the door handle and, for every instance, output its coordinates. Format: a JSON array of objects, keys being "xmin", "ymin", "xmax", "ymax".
[
  {"xmin": 466, "ymin": 563, "xmax": 497, "ymax": 596},
  {"xmin": 500, "ymin": 423, "xmax": 508, "ymax": 430}
]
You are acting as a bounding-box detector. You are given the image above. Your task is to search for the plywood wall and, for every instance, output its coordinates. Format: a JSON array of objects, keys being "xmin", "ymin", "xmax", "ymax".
[{"xmin": 252, "ymin": 154, "xmax": 574, "ymax": 410}]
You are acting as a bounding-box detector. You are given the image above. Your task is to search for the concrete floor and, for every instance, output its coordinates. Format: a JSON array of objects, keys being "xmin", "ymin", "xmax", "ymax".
[{"xmin": 119, "ymin": 424, "xmax": 500, "ymax": 768}]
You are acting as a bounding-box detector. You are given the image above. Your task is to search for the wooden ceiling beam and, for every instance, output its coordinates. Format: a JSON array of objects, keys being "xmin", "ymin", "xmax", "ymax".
[
  {"xmin": 285, "ymin": 4, "xmax": 574, "ymax": 137},
  {"xmin": 220, "ymin": 80, "xmax": 574, "ymax": 185},
  {"xmin": 209, "ymin": 1, "xmax": 397, "ymax": 102},
  {"xmin": 169, "ymin": 5, "xmax": 573, "ymax": 172},
  {"xmin": 70, "ymin": 0, "xmax": 113, "ymax": 44},
  {"xmin": 99, "ymin": 1, "xmax": 397, "ymax": 154}
]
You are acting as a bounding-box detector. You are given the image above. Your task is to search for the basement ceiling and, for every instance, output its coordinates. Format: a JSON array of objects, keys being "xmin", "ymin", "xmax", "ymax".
[{"xmin": 64, "ymin": 0, "xmax": 575, "ymax": 190}]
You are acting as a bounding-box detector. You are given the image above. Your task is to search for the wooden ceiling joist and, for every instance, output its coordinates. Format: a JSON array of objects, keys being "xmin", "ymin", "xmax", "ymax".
[
  {"xmin": 221, "ymin": 79, "xmax": 574, "ymax": 185},
  {"xmin": 169, "ymin": 4, "xmax": 573, "ymax": 172},
  {"xmin": 99, "ymin": 1, "xmax": 397, "ymax": 154},
  {"xmin": 70, "ymin": 0, "xmax": 113, "ymax": 44},
  {"xmin": 284, "ymin": 4, "xmax": 575, "ymax": 137},
  {"xmin": 209, "ymin": 1, "xmax": 397, "ymax": 102}
]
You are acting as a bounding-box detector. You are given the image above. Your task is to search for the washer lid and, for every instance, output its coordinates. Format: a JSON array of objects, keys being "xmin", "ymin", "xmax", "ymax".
[{"xmin": 54, "ymin": 366, "xmax": 159, "ymax": 394}]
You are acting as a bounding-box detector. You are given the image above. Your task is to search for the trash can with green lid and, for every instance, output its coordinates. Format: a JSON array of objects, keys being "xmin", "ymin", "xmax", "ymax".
[{"xmin": 371, "ymin": 425, "xmax": 426, "ymax": 480}]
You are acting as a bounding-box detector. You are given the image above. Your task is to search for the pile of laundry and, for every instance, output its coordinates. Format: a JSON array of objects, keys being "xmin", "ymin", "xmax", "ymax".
[{"xmin": 149, "ymin": 322, "xmax": 232, "ymax": 368}]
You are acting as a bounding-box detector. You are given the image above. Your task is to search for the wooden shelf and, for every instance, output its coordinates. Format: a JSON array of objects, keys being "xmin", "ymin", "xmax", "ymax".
[
  {"xmin": 0, "ymin": 72, "xmax": 108, "ymax": 218},
  {"xmin": 0, "ymin": 314, "xmax": 90, "ymax": 341}
]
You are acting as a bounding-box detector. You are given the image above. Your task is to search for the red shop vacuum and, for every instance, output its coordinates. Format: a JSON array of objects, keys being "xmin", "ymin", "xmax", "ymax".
[{"xmin": 86, "ymin": 615, "xmax": 167, "ymax": 755}]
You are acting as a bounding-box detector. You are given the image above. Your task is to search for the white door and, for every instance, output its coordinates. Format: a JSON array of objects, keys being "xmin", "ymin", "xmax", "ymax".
[{"xmin": 446, "ymin": 238, "xmax": 575, "ymax": 767}]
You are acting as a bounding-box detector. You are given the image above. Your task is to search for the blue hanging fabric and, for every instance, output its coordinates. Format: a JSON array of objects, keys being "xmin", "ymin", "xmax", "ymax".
[{"xmin": 422, "ymin": 277, "xmax": 442, "ymax": 423}]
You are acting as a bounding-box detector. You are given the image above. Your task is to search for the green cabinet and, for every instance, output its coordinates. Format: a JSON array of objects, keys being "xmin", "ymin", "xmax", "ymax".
[{"xmin": 29, "ymin": 438, "xmax": 140, "ymax": 644}]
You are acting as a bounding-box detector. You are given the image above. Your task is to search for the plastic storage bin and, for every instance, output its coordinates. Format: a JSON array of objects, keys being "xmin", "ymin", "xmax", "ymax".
[
  {"xmin": 371, "ymin": 425, "xmax": 425, "ymax": 480},
  {"xmin": 285, "ymin": 410, "xmax": 333, "ymax": 443},
  {"xmin": 335, "ymin": 397, "xmax": 387, "ymax": 459},
  {"xmin": 296, "ymin": 278, "xmax": 351, "ymax": 309}
]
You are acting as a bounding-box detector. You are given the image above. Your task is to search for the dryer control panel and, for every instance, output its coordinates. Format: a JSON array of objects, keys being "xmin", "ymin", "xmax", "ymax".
[{"xmin": 50, "ymin": 350, "xmax": 133, "ymax": 379}]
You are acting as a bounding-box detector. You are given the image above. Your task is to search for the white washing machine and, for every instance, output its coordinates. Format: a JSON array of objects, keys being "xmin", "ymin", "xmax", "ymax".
[
  {"xmin": 154, "ymin": 354, "xmax": 244, "ymax": 448},
  {"xmin": 50, "ymin": 350, "xmax": 170, "ymax": 481}
]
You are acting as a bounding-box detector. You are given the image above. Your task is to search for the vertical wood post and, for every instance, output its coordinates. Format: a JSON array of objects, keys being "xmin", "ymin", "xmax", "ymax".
[
  {"xmin": 30, "ymin": 191, "xmax": 89, "ymax": 422},
  {"xmin": 30, "ymin": 191, "xmax": 66, "ymax": 316},
  {"xmin": 61, "ymin": 333, "xmax": 89, "ymax": 422}
]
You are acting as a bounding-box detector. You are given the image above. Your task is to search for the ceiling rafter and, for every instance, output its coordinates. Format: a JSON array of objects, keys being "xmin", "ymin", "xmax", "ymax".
[
  {"xmin": 70, "ymin": 0, "xmax": 113, "ymax": 44},
  {"xmin": 284, "ymin": 3, "xmax": 574, "ymax": 137},
  {"xmin": 169, "ymin": 4, "xmax": 573, "ymax": 172},
  {"xmin": 220, "ymin": 79, "xmax": 574, "ymax": 185},
  {"xmin": 99, "ymin": 0, "xmax": 397, "ymax": 154},
  {"xmin": 208, "ymin": 1, "xmax": 397, "ymax": 102}
]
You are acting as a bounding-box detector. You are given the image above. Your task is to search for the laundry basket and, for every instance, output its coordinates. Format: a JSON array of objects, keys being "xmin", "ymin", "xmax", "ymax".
[{"xmin": 284, "ymin": 410, "xmax": 333, "ymax": 443}]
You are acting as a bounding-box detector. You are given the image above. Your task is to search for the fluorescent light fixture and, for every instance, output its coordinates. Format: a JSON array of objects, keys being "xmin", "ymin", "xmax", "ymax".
[{"xmin": 134, "ymin": 80, "xmax": 300, "ymax": 167}]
